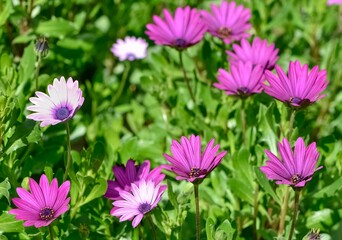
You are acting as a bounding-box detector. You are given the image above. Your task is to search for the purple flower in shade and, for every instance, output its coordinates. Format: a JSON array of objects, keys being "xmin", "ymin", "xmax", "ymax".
[
  {"xmin": 200, "ymin": 1, "xmax": 251, "ymax": 44},
  {"xmin": 104, "ymin": 159, "xmax": 165, "ymax": 200},
  {"xmin": 264, "ymin": 60, "xmax": 328, "ymax": 109},
  {"xmin": 163, "ymin": 135, "xmax": 227, "ymax": 183},
  {"xmin": 260, "ymin": 137, "xmax": 323, "ymax": 188},
  {"xmin": 27, "ymin": 77, "xmax": 84, "ymax": 127},
  {"xmin": 145, "ymin": 6, "xmax": 207, "ymax": 50},
  {"xmin": 227, "ymin": 37, "xmax": 279, "ymax": 70},
  {"xmin": 111, "ymin": 180, "xmax": 167, "ymax": 228},
  {"xmin": 111, "ymin": 36, "xmax": 148, "ymax": 61},
  {"xmin": 9, "ymin": 174, "xmax": 70, "ymax": 228},
  {"xmin": 327, "ymin": 0, "xmax": 342, "ymax": 5},
  {"xmin": 214, "ymin": 61, "xmax": 264, "ymax": 97}
]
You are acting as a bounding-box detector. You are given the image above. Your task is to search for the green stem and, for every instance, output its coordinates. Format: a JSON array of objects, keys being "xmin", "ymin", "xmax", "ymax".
[
  {"xmin": 111, "ymin": 63, "xmax": 130, "ymax": 107},
  {"xmin": 288, "ymin": 189, "xmax": 301, "ymax": 240},
  {"xmin": 278, "ymin": 187, "xmax": 290, "ymax": 236},
  {"xmin": 221, "ymin": 39, "xmax": 227, "ymax": 67},
  {"xmin": 178, "ymin": 51, "xmax": 196, "ymax": 104},
  {"xmin": 241, "ymin": 99, "xmax": 246, "ymax": 145},
  {"xmin": 35, "ymin": 54, "xmax": 42, "ymax": 90},
  {"xmin": 253, "ymin": 185, "xmax": 259, "ymax": 240},
  {"xmin": 48, "ymin": 224, "xmax": 54, "ymax": 240},
  {"xmin": 194, "ymin": 184, "xmax": 200, "ymax": 240},
  {"xmin": 147, "ymin": 215, "xmax": 157, "ymax": 240},
  {"xmin": 288, "ymin": 110, "xmax": 296, "ymax": 139},
  {"xmin": 63, "ymin": 121, "xmax": 71, "ymax": 181}
]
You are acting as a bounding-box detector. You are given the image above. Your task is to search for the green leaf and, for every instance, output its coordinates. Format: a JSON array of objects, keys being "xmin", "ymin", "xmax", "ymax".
[
  {"xmin": 216, "ymin": 219, "xmax": 235, "ymax": 240},
  {"xmin": 82, "ymin": 178, "xmax": 107, "ymax": 206},
  {"xmin": 167, "ymin": 180, "xmax": 178, "ymax": 209},
  {"xmin": 206, "ymin": 217, "xmax": 215, "ymax": 240},
  {"xmin": 227, "ymin": 178, "xmax": 254, "ymax": 205},
  {"xmin": 254, "ymin": 167, "xmax": 281, "ymax": 205},
  {"xmin": 0, "ymin": 178, "xmax": 10, "ymax": 204},
  {"xmin": 36, "ymin": 18, "xmax": 77, "ymax": 37},
  {"xmin": 0, "ymin": 0, "xmax": 12, "ymax": 26},
  {"xmin": 312, "ymin": 176, "xmax": 342, "ymax": 198},
  {"xmin": 0, "ymin": 211, "xmax": 24, "ymax": 233},
  {"xmin": 18, "ymin": 43, "xmax": 35, "ymax": 84}
]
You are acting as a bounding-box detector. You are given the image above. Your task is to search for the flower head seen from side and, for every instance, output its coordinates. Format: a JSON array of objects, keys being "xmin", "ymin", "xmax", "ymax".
[
  {"xmin": 214, "ymin": 61, "xmax": 264, "ymax": 97},
  {"xmin": 111, "ymin": 180, "xmax": 167, "ymax": 228},
  {"xmin": 9, "ymin": 174, "xmax": 70, "ymax": 228},
  {"xmin": 146, "ymin": 6, "xmax": 207, "ymax": 50},
  {"xmin": 264, "ymin": 60, "xmax": 328, "ymax": 109},
  {"xmin": 227, "ymin": 37, "xmax": 279, "ymax": 70},
  {"xmin": 163, "ymin": 135, "xmax": 227, "ymax": 183},
  {"xmin": 111, "ymin": 36, "xmax": 148, "ymax": 61},
  {"xmin": 200, "ymin": 1, "xmax": 251, "ymax": 44},
  {"xmin": 104, "ymin": 159, "xmax": 165, "ymax": 200},
  {"xmin": 27, "ymin": 77, "xmax": 84, "ymax": 127},
  {"xmin": 260, "ymin": 137, "xmax": 323, "ymax": 188}
]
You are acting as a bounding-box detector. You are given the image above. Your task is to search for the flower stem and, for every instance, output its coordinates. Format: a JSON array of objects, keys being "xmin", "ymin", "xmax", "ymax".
[
  {"xmin": 194, "ymin": 183, "xmax": 200, "ymax": 240},
  {"xmin": 288, "ymin": 110, "xmax": 296, "ymax": 139},
  {"xmin": 63, "ymin": 121, "xmax": 71, "ymax": 182},
  {"xmin": 278, "ymin": 187, "xmax": 290, "ymax": 236},
  {"xmin": 221, "ymin": 39, "xmax": 227, "ymax": 68},
  {"xmin": 147, "ymin": 214, "xmax": 157, "ymax": 240},
  {"xmin": 241, "ymin": 99, "xmax": 246, "ymax": 145},
  {"xmin": 288, "ymin": 189, "xmax": 301, "ymax": 240},
  {"xmin": 253, "ymin": 185, "xmax": 259, "ymax": 240},
  {"xmin": 178, "ymin": 50, "xmax": 196, "ymax": 104},
  {"xmin": 111, "ymin": 62, "xmax": 130, "ymax": 107},
  {"xmin": 48, "ymin": 224, "xmax": 54, "ymax": 240},
  {"xmin": 35, "ymin": 54, "xmax": 42, "ymax": 90}
]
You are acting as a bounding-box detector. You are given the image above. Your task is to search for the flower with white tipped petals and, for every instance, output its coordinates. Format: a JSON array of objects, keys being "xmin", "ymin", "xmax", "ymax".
[{"xmin": 111, "ymin": 36, "xmax": 148, "ymax": 61}]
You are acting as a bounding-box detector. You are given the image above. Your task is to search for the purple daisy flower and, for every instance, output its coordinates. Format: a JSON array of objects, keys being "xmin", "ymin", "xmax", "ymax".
[
  {"xmin": 145, "ymin": 6, "xmax": 207, "ymax": 50},
  {"xmin": 264, "ymin": 60, "xmax": 328, "ymax": 109},
  {"xmin": 111, "ymin": 180, "xmax": 167, "ymax": 228},
  {"xmin": 104, "ymin": 159, "xmax": 165, "ymax": 200},
  {"xmin": 163, "ymin": 135, "xmax": 227, "ymax": 183},
  {"xmin": 9, "ymin": 174, "xmax": 70, "ymax": 228},
  {"xmin": 111, "ymin": 36, "xmax": 148, "ymax": 61},
  {"xmin": 27, "ymin": 77, "xmax": 84, "ymax": 127},
  {"xmin": 200, "ymin": 1, "xmax": 251, "ymax": 44},
  {"xmin": 227, "ymin": 37, "xmax": 279, "ymax": 70},
  {"xmin": 260, "ymin": 137, "xmax": 323, "ymax": 188},
  {"xmin": 214, "ymin": 61, "xmax": 264, "ymax": 97}
]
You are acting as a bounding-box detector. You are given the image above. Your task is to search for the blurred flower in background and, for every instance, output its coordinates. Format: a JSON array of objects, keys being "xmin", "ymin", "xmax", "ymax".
[
  {"xmin": 200, "ymin": 1, "xmax": 251, "ymax": 44},
  {"xmin": 327, "ymin": 0, "xmax": 342, "ymax": 5},
  {"xmin": 111, "ymin": 180, "xmax": 167, "ymax": 228},
  {"xmin": 27, "ymin": 77, "xmax": 84, "ymax": 127},
  {"xmin": 263, "ymin": 60, "xmax": 328, "ymax": 109},
  {"xmin": 9, "ymin": 174, "xmax": 70, "ymax": 228},
  {"xmin": 146, "ymin": 6, "xmax": 207, "ymax": 50},
  {"xmin": 104, "ymin": 159, "xmax": 165, "ymax": 200},
  {"xmin": 163, "ymin": 135, "xmax": 227, "ymax": 183},
  {"xmin": 227, "ymin": 37, "xmax": 279, "ymax": 70},
  {"xmin": 214, "ymin": 61, "xmax": 264, "ymax": 97},
  {"xmin": 260, "ymin": 137, "xmax": 323, "ymax": 188},
  {"xmin": 111, "ymin": 36, "xmax": 148, "ymax": 61}
]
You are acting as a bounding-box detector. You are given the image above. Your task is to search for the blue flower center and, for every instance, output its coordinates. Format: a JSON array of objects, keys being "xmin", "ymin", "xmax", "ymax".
[
  {"xmin": 126, "ymin": 53, "xmax": 136, "ymax": 61},
  {"xmin": 237, "ymin": 87, "xmax": 250, "ymax": 95},
  {"xmin": 56, "ymin": 107, "xmax": 70, "ymax": 120},
  {"xmin": 175, "ymin": 38, "xmax": 186, "ymax": 48},
  {"xmin": 138, "ymin": 203, "xmax": 151, "ymax": 214},
  {"xmin": 40, "ymin": 207, "xmax": 54, "ymax": 221},
  {"xmin": 290, "ymin": 97, "xmax": 302, "ymax": 105},
  {"xmin": 189, "ymin": 167, "xmax": 207, "ymax": 178}
]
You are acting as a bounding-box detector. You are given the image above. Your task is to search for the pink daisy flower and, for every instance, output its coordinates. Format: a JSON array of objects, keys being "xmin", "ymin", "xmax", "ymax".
[
  {"xmin": 145, "ymin": 6, "xmax": 207, "ymax": 50},
  {"xmin": 111, "ymin": 180, "xmax": 167, "ymax": 228},
  {"xmin": 27, "ymin": 77, "xmax": 84, "ymax": 127},
  {"xmin": 200, "ymin": 1, "xmax": 251, "ymax": 44},
  {"xmin": 214, "ymin": 61, "xmax": 264, "ymax": 97},
  {"xmin": 260, "ymin": 137, "xmax": 323, "ymax": 188},
  {"xmin": 163, "ymin": 135, "xmax": 227, "ymax": 183},
  {"xmin": 227, "ymin": 37, "xmax": 279, "ymax": 70},
  {"xmin": 104, "ymin": 159, "xmax": 165, "ymax": 200},
  {"xmin": 327, "ymin": 0, "xmax": 342, "ymax": 5},
  {"xmin": 111, "ymin": 36, "xmax": 148, "ymax": 61},
  {"xmin": 9, "ymin": 174, "xmax": 70, "ymax": 228},
  {"xmin": 264, "ymin": 60, "xmax": 328, "ymax": 109}
]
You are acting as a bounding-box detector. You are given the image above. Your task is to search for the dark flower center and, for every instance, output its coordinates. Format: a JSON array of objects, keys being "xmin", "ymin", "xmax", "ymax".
[
  {"xmin": 126, "ymin": 53, "xmax": 136, "ymax": 61},
  {"xmin": 217, "ymin": 27, "xmax": 232, "ymax": 38},
  {"xmin": 175, "ymin": 38, "xmax": 187, "ymax": 48},
  {"xmin": 138, "ymin": 203, "xmax": 152, "ymax": 214},
  {"xmin": 290, "ymin": 97, "xmax": 302, "ymax": 105},
  {"xmin": 237, "ymin": 87, "xmax": 250, "ymax": 95},
  {"xmin": 40, "ymin": 207, "xmax": 54, "ymax": 221},
  {"xmin": 288, "ymin": 97, "xmax": 311, "ymax": 108},
  {"xmin": 189, "ymin": 167, "xmax": 207, "ymax": 178},
  {"xmin": 56, "ymin": 107, "xmax": 70, "ymax": 120},
  {"xmin": 291, "ymin": 174, "xmax": 302, "ymax": 184}
]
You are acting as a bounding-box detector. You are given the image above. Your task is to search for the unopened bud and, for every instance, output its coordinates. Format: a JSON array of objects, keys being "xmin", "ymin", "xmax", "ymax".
[{"xmin": 35, "ymin": 36, "xmax": 49, "ymax": 57}]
